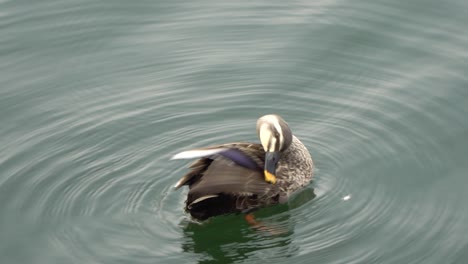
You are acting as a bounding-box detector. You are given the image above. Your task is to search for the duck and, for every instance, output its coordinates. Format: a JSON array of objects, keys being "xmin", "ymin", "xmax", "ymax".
[{"xmin": 171, "ymin": 114, "xmax": 313, "ymax": 221}]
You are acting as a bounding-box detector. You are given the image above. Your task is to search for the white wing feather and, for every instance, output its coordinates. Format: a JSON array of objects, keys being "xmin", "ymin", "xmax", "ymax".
[{"xmin": 170, "ymin": 148, "xmax": 226, "ymax": 160}]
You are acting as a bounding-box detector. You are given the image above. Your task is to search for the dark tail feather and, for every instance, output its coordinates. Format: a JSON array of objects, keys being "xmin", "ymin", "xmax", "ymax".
[{"xmin": 186, "ymin": 194, "xmax": 239, "ymax": 221}]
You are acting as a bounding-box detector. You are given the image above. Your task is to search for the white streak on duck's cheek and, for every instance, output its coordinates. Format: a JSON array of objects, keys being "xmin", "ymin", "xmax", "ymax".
[
  {"xmin": 278, "ymin": 130, "xmax": 284, "ymax": 150},
  {"xmin": 272, "ymin": 119, "xmax": 283, "ymax": 147},
  {"xmin": 259, "ymin": 124, "xmax": 272, "ymax": 151},
  {"xmin": 262, "ymin": 115, "xmax": 283, "ymax": 149},
  {"xmin": 269, "ymin": 137, "xmax": 277, "ymax": 152}
]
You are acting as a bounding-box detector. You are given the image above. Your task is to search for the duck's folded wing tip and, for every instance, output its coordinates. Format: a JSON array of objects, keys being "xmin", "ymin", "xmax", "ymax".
[{"xmin": 173, "ymin": 178, "xmax": 184, "ymax": 189}]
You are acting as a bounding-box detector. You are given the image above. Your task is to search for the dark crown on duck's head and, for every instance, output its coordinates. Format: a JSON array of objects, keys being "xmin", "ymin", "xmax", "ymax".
[
  {"xmin": 256, "ymin": 114, "xmax": 293, "ymax": 184},
  {"xmin": 256, "ymin": 114, "xmax": 293, "ymax": 153}
]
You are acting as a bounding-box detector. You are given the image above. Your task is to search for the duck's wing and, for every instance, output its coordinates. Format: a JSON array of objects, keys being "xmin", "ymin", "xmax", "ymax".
[
  {"xmin": 186, "ymin": 156, "xmax": 280, "ymax": 220},
  {"xmin": 187, "ymin": 155, "xmax": 275, "ymax": 198},
  {"xmin": 172, "ymin": 142, "xmax": 265, "ymax": 189},
  {"xmin": 172, "ymin": 143, "xmax": 280, "ymax": 220}
]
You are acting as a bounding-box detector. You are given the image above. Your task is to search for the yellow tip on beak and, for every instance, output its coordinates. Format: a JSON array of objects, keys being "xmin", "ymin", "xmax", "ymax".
[{"xmin": 264, "ymin": 170, "xmax": 277, "ymax": 184}]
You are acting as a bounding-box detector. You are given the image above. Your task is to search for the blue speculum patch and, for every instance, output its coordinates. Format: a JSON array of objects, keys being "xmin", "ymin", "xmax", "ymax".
[{"xmin": 219, "ymin": 149, "xmax": 261, "ymax": 171}]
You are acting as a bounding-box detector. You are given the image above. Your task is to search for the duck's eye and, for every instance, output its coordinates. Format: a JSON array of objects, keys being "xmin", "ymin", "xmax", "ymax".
[{"xmin": 274, "ymin": 132, "xmax": 280, "ymax": 138}]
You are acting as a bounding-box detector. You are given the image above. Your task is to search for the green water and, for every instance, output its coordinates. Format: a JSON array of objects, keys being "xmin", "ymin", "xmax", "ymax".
[{"xmin": 1, "ymin": 0, "xmax": 468, "ymax": 263}]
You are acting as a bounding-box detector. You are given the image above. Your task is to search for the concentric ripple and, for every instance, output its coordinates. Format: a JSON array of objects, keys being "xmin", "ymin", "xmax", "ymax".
[{"xmin": 1, "ymin": 0, "xmax": 468, "ymax": 263}]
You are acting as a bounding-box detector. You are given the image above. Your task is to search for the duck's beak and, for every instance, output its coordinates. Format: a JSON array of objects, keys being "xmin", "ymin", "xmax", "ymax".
[{"xmin": 264, "ymin": 152, "xmax": 279, "ymax": 184}]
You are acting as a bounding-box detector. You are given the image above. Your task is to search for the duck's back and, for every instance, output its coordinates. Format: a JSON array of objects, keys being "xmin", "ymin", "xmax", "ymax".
[{"xmin": 179, "ymin": 143, "xmax": 281, "ymax": 220}]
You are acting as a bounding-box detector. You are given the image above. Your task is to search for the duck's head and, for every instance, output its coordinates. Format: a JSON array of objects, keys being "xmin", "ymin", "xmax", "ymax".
[{"xmin": 256, "ymin": 114, "xmax": 293, "ymax": 184}]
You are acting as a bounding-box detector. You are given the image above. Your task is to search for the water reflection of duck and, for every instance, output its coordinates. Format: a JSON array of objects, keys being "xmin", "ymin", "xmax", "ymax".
[
  {"xmin": 172, "ymin": 114, "xmax": 314, "ymax": 221},
  {"xmin": 181, "ymin": 187, "xmax": 316, "ymax": 263}
]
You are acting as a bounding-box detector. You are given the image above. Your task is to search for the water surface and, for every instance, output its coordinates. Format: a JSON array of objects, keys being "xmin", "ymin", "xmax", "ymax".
[{"xmin": 1, "ymin": 0, "xmax": 468, "ymax": 263}]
